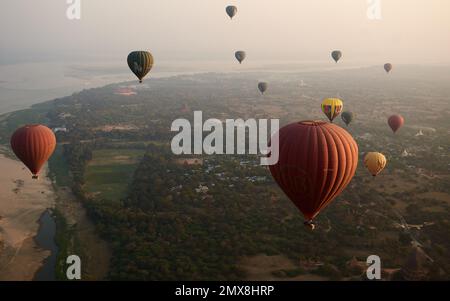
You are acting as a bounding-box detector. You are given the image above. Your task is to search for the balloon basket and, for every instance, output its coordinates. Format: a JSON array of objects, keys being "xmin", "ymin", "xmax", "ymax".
[{"xmin": 304, "ymin": 220, "xmax": 316, "ymax": 231}]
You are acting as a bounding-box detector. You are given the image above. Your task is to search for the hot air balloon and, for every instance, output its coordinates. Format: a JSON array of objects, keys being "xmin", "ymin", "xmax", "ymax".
[
  {"xmin": 258, "ymin": 82, "xmax": 268, "ymax": 94},
  {"xmin": 321, "ymin": 98, "xmax": 343, "ymax": 123},
  {"xmin": 226, "ymin": 6, "xmax": 237, "ymax": 19},
  {"xmin": 127, "ymin": 51, "xmax": 154, "ymax": 83},
  {"xmin": 10, "ymin": 125, "xmax": 57, "ymax": 179},
  {"xmin": 341, "ymin": 111, "xmax": 354, "ymax": 126},
  {"xmin": 388, "ymin": 114, "xmax": 404, "ymax": 133},
  {"xmin": 235, "ymin": 51, "xmax": 246, "ymax": 64},
  {"xmin": 331, "ymin": 50, "xmax": 342, "ymax": 63},
  {"xmin": 384, "ymin": 63, "xmax": 393, "ymax": 73},
  {"xmin": 364, "ymin": 152, "xmax": 387, "ymax": 177},
  {"xmin": 269, "ymin": 121, "xmax": 358, "ymax": 229}
]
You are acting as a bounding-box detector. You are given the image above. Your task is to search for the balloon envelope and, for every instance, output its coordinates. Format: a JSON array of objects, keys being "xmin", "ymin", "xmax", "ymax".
[
  {"xmin": 321, "ymin": 98, "xmax": 343, "ymax": 122},
  {"xmin": 384, "ymin": 63, "xmax": 393, "ymax": 73},
  {"xmin": 341, "ymin": 111, "xmax": 354, "ymax": 126},
  {"xmin": 269, "ymin": 121, "xmax": 358, "ymax": 221},
  {"xmin": 10, "ymin": 125, "xmax": 56, "ymax": 178},
  {"xmin": 226, "ymin": 6, "xmax": 237, "ymax": 19},
  {"xmin": 332, "ymin": 50, "xmax": 342, "ymax": 63},
  {"xmin": 258, "ymin": 82, "xmax": 268, "ymax": 94},
  {"xmin": 235, "ymin": 51, "xmax": 246, "ymax": 64},
  {"xmin": 364, "ymin": 152, "xmax": 387, "ymax": 177},
  {"xmin": 127, "ymin": 51, "xmax": 154, "ymax": 83},
  {"xmin": 388, "ymin": 114, "xmax": 404, "ymax": 133}
]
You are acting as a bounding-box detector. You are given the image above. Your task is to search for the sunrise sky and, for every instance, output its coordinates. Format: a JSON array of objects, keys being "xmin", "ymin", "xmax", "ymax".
[{"xmin": 1, "ymin": 0, "xmax": 449, "ymax": 64}]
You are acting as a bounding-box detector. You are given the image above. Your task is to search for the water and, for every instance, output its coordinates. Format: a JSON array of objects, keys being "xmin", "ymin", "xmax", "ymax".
[
  {"xmin": 0, "ymin": 59, "xmax": 365, "ymax": 115},
  {"xmin": 34, "ymin": 210, "xmax": 58, "ymax": 281},
  {"xmin": 0, "ymin": 60, "xmax": 218, "ymax": 115},
  {"xmin": 0, "ymin": 61, "xmax": 130, "ymax": 115}
]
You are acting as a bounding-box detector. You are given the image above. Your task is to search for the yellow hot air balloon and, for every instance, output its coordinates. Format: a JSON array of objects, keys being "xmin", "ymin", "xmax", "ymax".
[
  {"xmin": 321, "ymin": 98, "xmax": 343, "ymax": 122},
  {"xmin": 364, "ymin": 152, "xmax": 387, "ymax": 177}
]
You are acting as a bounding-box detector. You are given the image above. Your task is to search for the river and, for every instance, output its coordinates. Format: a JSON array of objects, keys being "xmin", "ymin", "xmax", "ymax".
[
  {"xmin": 33, "ymin": 210, "xmax": 58, "ymax": 281},
  {"xmin": 0, "ymin": 59, "xmax": 362, "ymax": 115}
]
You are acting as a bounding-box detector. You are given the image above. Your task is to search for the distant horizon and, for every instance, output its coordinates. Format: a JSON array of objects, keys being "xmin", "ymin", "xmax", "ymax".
[
  {"xmin": 1, "ymin": 63, "xmax": 449, "ymax": 116},
  {"xmin": 2, "ymin": 1, "xmax": 450, "ymax": 65}
]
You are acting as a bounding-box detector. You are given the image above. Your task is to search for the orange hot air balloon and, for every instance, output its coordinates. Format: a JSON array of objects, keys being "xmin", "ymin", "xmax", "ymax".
[
  {"xmin": 10, "ymin": 125, "xmax": 57, "ymax": 179},
  {"xmin": 388, "ymin": 114, "xmax": 404, "ymax": 133},
  {"xmin": 364, "ymin": 152, "xmax": 387, "ymax": 177},
  {"xmin": 269, "ymin": 121, "xmax": 358, "ymax": 229}
]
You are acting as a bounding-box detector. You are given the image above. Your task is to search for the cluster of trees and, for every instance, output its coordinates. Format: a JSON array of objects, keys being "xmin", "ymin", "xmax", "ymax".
[
  {"xmin": 63, "ymin": 142, "xmax": 93, "ymax": 187},
  {"xmin": 66, "ymin": 142, "xmax": 417, "ymax": 280},
  {"xmin": 77, "ymin": 145, "xmax": 330, "ymax": 279}
]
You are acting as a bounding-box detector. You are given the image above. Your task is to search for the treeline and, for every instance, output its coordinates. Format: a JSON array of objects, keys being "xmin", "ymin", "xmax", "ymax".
[{"xmin": 63, "ymin": 142, "xmax": 93, "ymax": 187}]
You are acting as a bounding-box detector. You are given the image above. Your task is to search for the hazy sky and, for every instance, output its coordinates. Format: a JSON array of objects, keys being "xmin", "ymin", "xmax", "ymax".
[{"xmin": 1, "ymin": 0, "xmax": 450, "ymax": 65}]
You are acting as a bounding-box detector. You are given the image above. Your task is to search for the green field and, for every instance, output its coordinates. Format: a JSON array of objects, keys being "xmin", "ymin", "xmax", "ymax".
[{"xmin": 84, "ymin": 149, "xmax": 145, "ymax": 201}]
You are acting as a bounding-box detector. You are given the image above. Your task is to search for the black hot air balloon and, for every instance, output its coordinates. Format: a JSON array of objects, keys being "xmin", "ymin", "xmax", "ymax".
[
  {"xmin": 127, "ymin": 51, "xmax": 154, "ymax": 83},
  {"xmin": 258, "ymin": 82, "xmax": 268, "ymax": 94},
  {"xmin": 331, "ymin": 50, "xmax": 342, "ymax": 63},
  {"xmin": 341, "ymin": 111, "xmax": 354, "ymax": 126},
  {"xmin": 226, "ymin": 6, "xmax": 237, "ymax": 19},
  {"xmin": 384, "ymin": 63, "xmax": 393, "ymax": 73},
  {"xmin": 235, "ymin": 51, "xmax": 246, "ymax": 64}
]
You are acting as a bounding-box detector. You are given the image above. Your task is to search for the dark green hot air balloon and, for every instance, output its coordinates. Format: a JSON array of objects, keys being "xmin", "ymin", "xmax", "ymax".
[
  {"xmin": 331, "ymin": 50, "xmax": 342, "ymax": 63},
  {"xmin": 341, "ymin": 111, "xmax": 354, "ymax": 126},
  {"xmin": 235, "ymin": 51, "xmax": 246, "ymax": 64},
  {"xmin": 258, "ymin": 82, "xmax": 268, "ymax": 94},
  {"xmin": 127, "ymin": 51, "xmax": 154, "ymax": 83},
  {"xmin": 384, "ymin": 63, "xmax": 393, "ymax": 73},
  {"xmin": 226, "ymin": 6, "xmax": 237, "ymax": 19}
]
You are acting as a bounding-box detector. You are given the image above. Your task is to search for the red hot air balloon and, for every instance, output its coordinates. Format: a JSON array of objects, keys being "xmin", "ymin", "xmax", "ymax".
[
  {"xmin": 10, "ymin": 125, "xmax": 57, "ymax": 179},
  {"xmin": 269, "ymin": 121, "xmax": 358, "ymax": 229},
  {"xmin": 388, "ymin": 114, "xmax": 404, "ymax": 133}
]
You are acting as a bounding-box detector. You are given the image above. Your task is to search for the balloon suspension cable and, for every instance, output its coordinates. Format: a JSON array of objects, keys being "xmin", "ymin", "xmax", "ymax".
[{"xmin": 304, "ymin": 220, "xmax": 316, "ymax": 230}]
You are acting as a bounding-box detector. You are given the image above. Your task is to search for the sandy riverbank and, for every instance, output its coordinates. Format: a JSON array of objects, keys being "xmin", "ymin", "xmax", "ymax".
[{"xmin": 0, "ymin": 154, "xmax": 55, "ymax": 281}]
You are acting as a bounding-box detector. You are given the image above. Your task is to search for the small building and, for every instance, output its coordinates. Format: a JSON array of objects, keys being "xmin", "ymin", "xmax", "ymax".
[
  {"xmin": 401, "ymin": 149, "xmax": 411, "ymax": 157},
  {"xmin": 195, "ymin": 185, "xmax": 209, "ymax": 194},
  {"xmin": 176, "ymin": 158, "xmax": 204, "ymax": 166},
  {"xmin": 53, "ymin": 127, "xmax": 68, "ymax": 133}
]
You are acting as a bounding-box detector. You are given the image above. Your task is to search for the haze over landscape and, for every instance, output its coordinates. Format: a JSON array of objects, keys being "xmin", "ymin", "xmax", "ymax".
[
  {"xmin": 0, "ymin": 0, "xmax": 449, "ymax": 283},
  {"xmin": 1, "ymin": 0, "xmax": 449, "ymax": 113}
]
